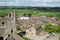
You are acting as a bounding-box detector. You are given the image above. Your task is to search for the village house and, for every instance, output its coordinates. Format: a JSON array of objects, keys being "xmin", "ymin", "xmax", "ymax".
[{"xmin": 17, "ymin": 16, "xmax": 58, "ymax": 36}]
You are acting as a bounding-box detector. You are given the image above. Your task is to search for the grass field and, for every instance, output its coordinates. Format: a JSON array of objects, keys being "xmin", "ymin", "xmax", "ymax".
[{"xmin": 0, "ymin": 9, "xmax": 60, "ymax": 17}]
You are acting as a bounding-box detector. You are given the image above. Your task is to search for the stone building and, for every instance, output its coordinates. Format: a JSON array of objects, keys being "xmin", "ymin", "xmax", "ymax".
[
  {"xmin": 17, "ymin": 16, "xmax": 58, "ymax": 35},
  {"xmin": 0, "ymin": 11, "xmax": 16, "ymax": 40},
  {"xmin": 25, "ymin": 27, "xmax": 36, "ymax": 36}
]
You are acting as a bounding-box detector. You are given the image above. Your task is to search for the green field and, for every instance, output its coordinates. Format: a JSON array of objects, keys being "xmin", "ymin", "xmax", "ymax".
[
  {"xmin": 0, "ymin": 9, "xmax": 60, "ymax": 17},
  {"xmin": 15, "ymin": 9, "xmax": 60, "ymax": 17},
  {"xmin": 0, "ymin": 6, "xmax": 60, "ymax": 17},
  {"xmin": 44, "ymin": 23, "xmax": 60, "ymax": 34}
]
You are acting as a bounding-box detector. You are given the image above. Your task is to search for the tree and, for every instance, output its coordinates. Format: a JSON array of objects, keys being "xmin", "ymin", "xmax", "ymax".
[{"xmin": 27, "ymin": 13, "xmax": 31, "ymax": 17}]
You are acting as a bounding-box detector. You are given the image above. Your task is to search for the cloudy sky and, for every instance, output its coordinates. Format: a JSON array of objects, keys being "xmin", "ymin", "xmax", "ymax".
[{"xmin": 0, "ymin": 0, "xmax": 60, "ymax": 7}]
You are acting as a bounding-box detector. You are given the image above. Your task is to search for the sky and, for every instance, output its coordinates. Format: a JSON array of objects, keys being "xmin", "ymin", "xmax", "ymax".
[{"xmin": 0, "ymin": 0, "xmax": 60, "ymax": 7}]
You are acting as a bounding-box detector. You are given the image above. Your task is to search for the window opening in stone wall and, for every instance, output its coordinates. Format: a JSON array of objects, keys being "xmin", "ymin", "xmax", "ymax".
[
  {"xmin": 2, "ymin": 22, "xmax": 4, "ymax": 26},
  {"xmin": 9, "ymin": 14, "xmax": 11, "ymax": 17}
]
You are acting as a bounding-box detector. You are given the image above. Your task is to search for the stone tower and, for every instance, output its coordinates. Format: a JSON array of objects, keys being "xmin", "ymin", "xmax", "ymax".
[
  {"xmin": 6, "ymin": 11, "xmax": 16, "ymax": 34},
  {"xmin": 0, "ymin": 17, "xmax": 7, "ymax": 40},
  {"xmin": 0, "ymin": 11, "xmax": 16, "ymax": 40}
]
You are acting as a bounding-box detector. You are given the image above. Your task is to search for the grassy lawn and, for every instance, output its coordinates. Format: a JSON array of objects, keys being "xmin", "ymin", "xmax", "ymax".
[{"xmin": 44, "ymin": 23, "xmax": 60, "ymax": 34}]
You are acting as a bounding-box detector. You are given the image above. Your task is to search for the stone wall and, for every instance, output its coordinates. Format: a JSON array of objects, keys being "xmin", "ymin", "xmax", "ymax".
[
  {"xmin": 0, "ymin": 11, "xmax": 16, "ymax": 40},
  {"xmin": 25, "ymin": 27, "xmax": 36, "ymax": 36}
]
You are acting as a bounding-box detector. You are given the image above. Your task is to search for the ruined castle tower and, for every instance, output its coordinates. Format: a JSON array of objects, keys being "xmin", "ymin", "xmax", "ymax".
[
  {"xmin": 7, "ymin": 11, "xmax": 16, "ymax": 34},
  {"xmin": 0, "ymin": 11, "xmax": 16, "ymax": 40}
]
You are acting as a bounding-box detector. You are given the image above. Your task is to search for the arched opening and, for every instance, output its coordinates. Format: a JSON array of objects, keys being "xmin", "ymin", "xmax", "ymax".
[
  {"xmin": 9, "ymin": 14, "xmax": 11, "ymax": 17},
  {"xmin": 2, "ymin": 22, "xmax": 4, "ymax": 26},
  {"xmin": 0, "ymin": 36, "xmax": 3, "ymax": 40}
]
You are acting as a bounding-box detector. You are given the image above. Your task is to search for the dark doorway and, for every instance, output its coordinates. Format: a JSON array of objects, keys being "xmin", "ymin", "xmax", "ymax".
[{"xmin": 0, "ymin": 36, "xmax": 3, "ymax": 40}]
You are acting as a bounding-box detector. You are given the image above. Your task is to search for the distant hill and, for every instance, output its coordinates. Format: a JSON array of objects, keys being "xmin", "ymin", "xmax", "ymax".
[{"xmin": 0, "ymin": 6, "xmax": 60, "ymax": 12}]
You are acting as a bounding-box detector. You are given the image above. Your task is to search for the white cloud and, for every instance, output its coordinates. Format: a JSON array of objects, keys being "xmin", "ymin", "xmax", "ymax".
[
  {"xmin": 34, "ymin": 0, "xmax": 60, "ymax": 2},
  {"xmin": 0, "ymin": 0, "xmax": 60, "ymax": 7}
]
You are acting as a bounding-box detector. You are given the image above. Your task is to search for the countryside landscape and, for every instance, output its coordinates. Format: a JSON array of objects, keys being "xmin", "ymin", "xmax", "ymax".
[{"xmin": 0, "ymin": 6, "xmax": 60, "ymax": 40}]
